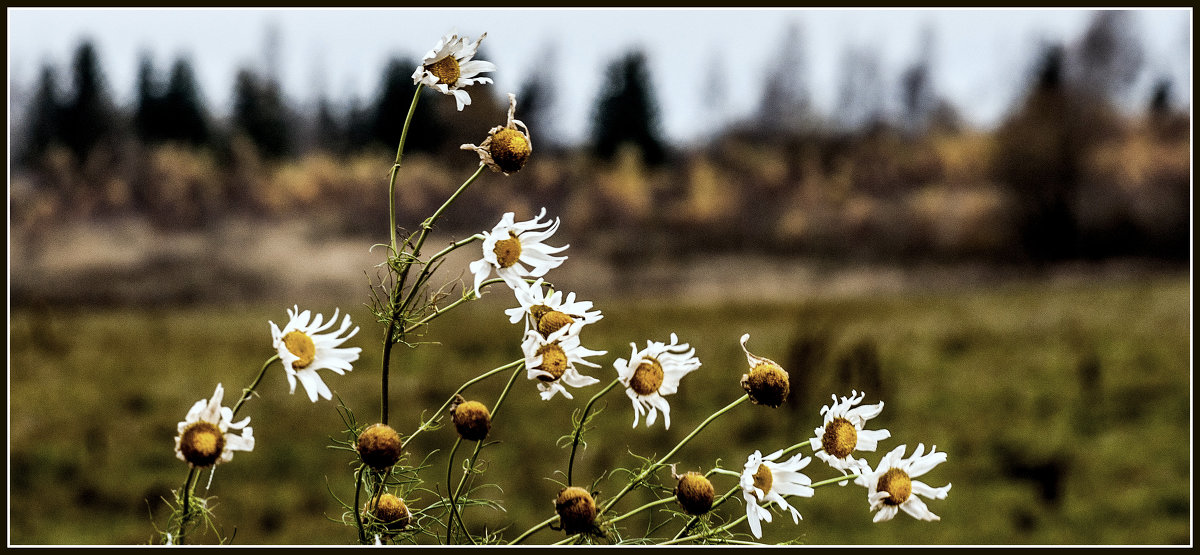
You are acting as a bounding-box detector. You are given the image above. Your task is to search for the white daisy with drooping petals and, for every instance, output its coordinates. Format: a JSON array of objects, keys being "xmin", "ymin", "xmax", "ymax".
[
  {"xmin": 504, "ymin": 278, "xmax": 602, "ymax": 338},
  {"xmin": 521, "ymin": 324, "xmax": 605, "ymax": 401},
  {"xmin": 740, "ymin": 449, "xmax": 815, "ymax": 539},
  {"xmin": 808, "ymin": 390, "xmax": 891, "ymax": 475},
  {"xmin": 174, "ymin": 383, "xmax": 254, "ymax": 468},
  {"xmin": 270, "ymin": 306, "xmax": 362, "ymax": 402},
  {"xmin": 469, "ymin": 208, "xmax": 568, "ymax": 298},
  {"xmin": 614, "ymin": 333, "xmax": 701, "ymax": 430},
  {"xmin": 855, "ymin": 443, "xmax": 952, "ymax": 523},
  {"xmin": 411, "ymin": 31, "xmax": 496, "ymax": 111}
]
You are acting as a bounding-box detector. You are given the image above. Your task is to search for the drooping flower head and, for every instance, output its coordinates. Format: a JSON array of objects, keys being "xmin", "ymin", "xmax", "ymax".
[
  {"xmin": 521, "ymin": 324, "xmax": 605, "ymax": 401},
  {"xmin": 450, "ymin": 395, "xmax": 492, "ymax": 442},
  {"xmin": 411, "ymin": 31, "xmax": 496, "ymax": 111},
  {"xmin": 174, "ymin": 383, "xmax": 254, "ymax": 468},
  {"xmin": 855, "ymin": 443, "xmax": 951, "ymax": 523},
  {"xmin": 739, "ymin": 334, "xmax": 790, "ymax": 408},
  {"xmin": 675, "ymin": 471, "xmax": 716, "ymax": 516},
  {"xmin": 357, "ymin": 423, "xmax": 403, "ymax": 471},
  {"xmin": 739, "ymin": 449, "xmax": 814, "ymax": 539},
  {"xmin": 365, "ymin": 492, "xmax": 412, "ymax": 533},
  {"xmin": 614, "ymin": 333, "xmax": 701, "ymax": 430},
  {"xmin": 808, "ymin": 390, "xmax": 891, "ymax": 475},
  {"xmin": 505, "ymin": 278, "xmax": 602, "ymax": 338},
  {"xmin": 462, "ymin": 93, "xmax": 532, "ymax": 175},
  {"xmin": 270, "ymin": 306, "xmax": 362, "ymax": 402},
  {"xmin": 469, "ymin": 209, "xmax": 568, "ymax": 298}
]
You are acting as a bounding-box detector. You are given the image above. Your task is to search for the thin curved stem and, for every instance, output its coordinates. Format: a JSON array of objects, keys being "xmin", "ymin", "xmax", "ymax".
[
  {"xmin": 444, "ymin": 438, "xmax": 464, "ymax": 544},
  {"xmin": 508, "ymin": 515, "xmax": 558, "ymax": 545},
  {"xmin": 175, "ymin": 467, "xmax": 199, "ymax": 545},
  {"xmin": 231, "ymin": 354, "xmax": 279, "ymax": 420},
  {"xmin": 402, "ymin": 358, "xmax": 523, "ymax": 450},
  {"xmin": 387, "ymin": 83, "xmax": 423, "ymax": 254},
  {"xmin": 598, "ymin": 395, "xmax": 749, "ymax": 518},
  {"xmin": 403, "ymin": 277, "xmax": 504, "ymax": 335},
  {"xmin": 446, "ymin": 363, "xmax": 524, "ymax": 545},
  {"xmin": 568, "ymin": 378, "xmax": 620, "ymax": 486},
  {"xmin": 607, "ymin": 496, "xmax": 677, "ymax": 526},
  {"xmin": 353, "ymin": 464, "xmax": 367, "ymax": 545}
]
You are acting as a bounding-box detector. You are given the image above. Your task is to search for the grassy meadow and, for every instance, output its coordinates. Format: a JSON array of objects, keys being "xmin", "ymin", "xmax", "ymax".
[{"xmin": 7, "ymin": 270, "xmax": 1190, "ymax": 545}]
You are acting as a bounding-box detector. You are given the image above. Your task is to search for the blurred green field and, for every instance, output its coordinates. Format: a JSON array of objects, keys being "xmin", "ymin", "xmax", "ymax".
[{"xmin": 8, "ymin": 272, "xmax": 1191, "ymax": 545}]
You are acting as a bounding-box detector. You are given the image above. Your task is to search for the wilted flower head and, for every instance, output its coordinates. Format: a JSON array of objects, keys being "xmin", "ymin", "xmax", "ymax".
[
  {"xmin": 614, "ymin": 333, "xmax": 701, "ymax": 430},
  {"xmin": 411, "ymin": 30, "xmax": 496, "ymax": 111},
  {"xmin": 469, "ymin": 208, "xmax": 568, "ymax": 298},
  {"xmin": 174, "ymin": 383, "xmax": 254, "ymax": 468},
  {"xmin": 365, "ymin": 492, "xmax": 412, "ymax": 532},
  {"xmin": 522, "ymin": 324, "xmax": 605, "ymax": 401},
  {"xmin": 809, "ymin": 390, "xmax": 891, "ymax": 475},
  {"xmin": 270, "ymin": 306, "xmax": 362, "ymax": 402},
  {"xmin": 740, "ymin": 449, "xmax": 814, "ymax": 539},
  {"xmin": 462, "ymin": 93, "xmax": 532, "ymax": 175},
  {"xmin": 739, "ymin": 334, "xmax": 790, "ymax": 408},
  {"xmin": 504, "ymin": 278, "xmax": 602, "ymax": 338},
  {"xmin": 855, "ymin": 443, "xmax": 951, "ymax": 523}
]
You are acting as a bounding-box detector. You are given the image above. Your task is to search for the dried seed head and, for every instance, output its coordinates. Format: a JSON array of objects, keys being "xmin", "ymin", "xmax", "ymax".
[
  {"xmin": 555, "ymin": 486, "xmax": 597, "ymax": 534},
  {"xmin": 674, "ymin": 472, "xmax": 715, "ymax": 516},
  {"xmin": 367, "ymin": 493, "xmax": 411, "ymax": 531},
  {"xmin": 741, "ymin": 362, "xmax": 790, "ymax": 408},
  {"xmin": 356, "ymin": 423, "xmax": 403, "ymax": 470},
  {"xmin": 489, "ymin": 128, "xmax": 531, "ymax": 174},
  {"xmin": 451, "ymin": 398, "xmax": 492, "ymax": 442}
]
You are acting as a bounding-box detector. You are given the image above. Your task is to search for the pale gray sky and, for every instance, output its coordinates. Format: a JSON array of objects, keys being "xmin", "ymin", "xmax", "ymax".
[{"xmin": 6, "ymin": 8, "xmax": 1192, "ymax": 144}]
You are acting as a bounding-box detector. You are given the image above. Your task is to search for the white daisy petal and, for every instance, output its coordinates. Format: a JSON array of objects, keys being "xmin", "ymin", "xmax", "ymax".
[{"xmin": 270, "ymin": 306, "xmax": 361, "ymax": 403}]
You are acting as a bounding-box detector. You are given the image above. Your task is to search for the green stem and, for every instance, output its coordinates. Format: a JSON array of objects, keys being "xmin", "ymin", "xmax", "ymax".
[
  {"xmin": 231, "ymin": 354, "xmax": 279, "ymax": 420},
  {"xmin": 403, "ymin": 277, "xmax": 504, "ymax": 335},
  {"xmin": 811, "ymin": 473, "xmax": 860, "ymax": 488},
  {"xmin": 444, "ymin": 438, "xmax": 464, "ymax": 544},
  {"xmin": 353, "ymin": 464, "xmax": 367, "ymax": 545},
  {"xmin": 661, "ymin": 513, "xmax": 748, "ymax": 545},
  {"xmin": 381, "ymin": 164, "xmax": 487, "ymax": 426},
  {"xmin": 388, "ymin": 83, "xmax": 423, "ymax": 254},
  {"xmin": 598, "ymin": 395, "xmax": 749, "ymax": 518},
  {"xmin": 175, "ymin": 467, "xmax": 199, "ymax": 545},
  {"xmin": 607, "ymin": 496, "xmax": 677, "ymax": 526},
  {"xmin": 568, "ymin": 378, "xmax": 620, "ymax": 486},
  {"xmin": 446, "ymin": 363, "xmax": 523, "ymax": 545},
  {"xmin": 508, "ymin": 515, "xmax": 558, "ymax": 545},
  {"xmin": 403, "ymin": 358, "xmax": 523, "ymax": 450}
]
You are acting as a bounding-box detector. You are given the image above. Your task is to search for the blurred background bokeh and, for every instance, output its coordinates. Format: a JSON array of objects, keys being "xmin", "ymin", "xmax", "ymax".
[{"xmin": 7, "ymin": 8, "xmax": 1192, "ymax": 545}]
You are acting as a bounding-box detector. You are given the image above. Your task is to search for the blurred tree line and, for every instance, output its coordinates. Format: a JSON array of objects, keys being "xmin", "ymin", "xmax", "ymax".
[{"xmin": 10, "ymin": 11, "xmax": 1190, "ymax": 263}]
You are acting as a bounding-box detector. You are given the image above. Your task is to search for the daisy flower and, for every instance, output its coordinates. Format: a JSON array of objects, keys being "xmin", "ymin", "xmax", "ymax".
[
  {"xmin": 411, "ymin": 31, "xmax": 496, "ymax": 111},
  {"xmin": 462, "ymin": 92, "xmax": 532, "ymax": 175},
  {"xmin": 175, "ymin": 383, "xmax": 254, "ymax": 468},
  {"xmin": 521, "ymin": 324, "xmax": 605, "ymax": 401},
  {"xmin": 613, "ymin": 333, "xmax": 701, "ymax": 430},
  {"xmin": 808, "ymin": 390, "xmax": 891, "ymax": 475},
  {"xmin": 469, "ymin": 208, "xmax": 568, "ymax": 298},
  {"xmin": 740, "ymin": 449, "xmax": 815, "ymax": 539},
  {"xmin": 855, "ymin": 443, "xmax": 952, "ymax": 523},
  {"xmin": 270, "ymin": 306, "xmax": 362, "ymax": 402},
  {"xmin": 504, "ymin": 278, "xmax": 602, "ymax": 338}
]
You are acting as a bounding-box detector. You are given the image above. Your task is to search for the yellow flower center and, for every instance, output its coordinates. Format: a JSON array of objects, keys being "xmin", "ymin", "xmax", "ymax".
[
  {"xmin": 493, "ymin": 231, "xmax": 523, "ymax": 269},
  {"xmin": 537, "ymin": 310, "xmax": 575, "ymax": 337},
  {"xmin": 536, "ymin": 343, "xmax": 568, "ymax": 382},
  {"xmin": 752, "ymin": 463, "xmax": 774, "ymax": 497},
  {"xmin": 283, "ymin": 330, "xmax": 316, "ymax": 370},
  {"xmin": 877, "ymin": 468, "xmax": 913, "ymax": 506},
  {"xmin": 180, "ymin": 421, "xmax": 225, "ymax": 468},
  {"xmin": 425, "ymin": 55, "xmax": 460, "ymax": 86},
  {"xmin": 821, "ymin": 417, "xmax": 859, "ymax": 458},
  {"xmin": 489, "ymin": 128, "xmax": 531, "ymax": 174},
  {"xmin": 629, "ymin": 358, "xmax": 665, "ymax": 396}
]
